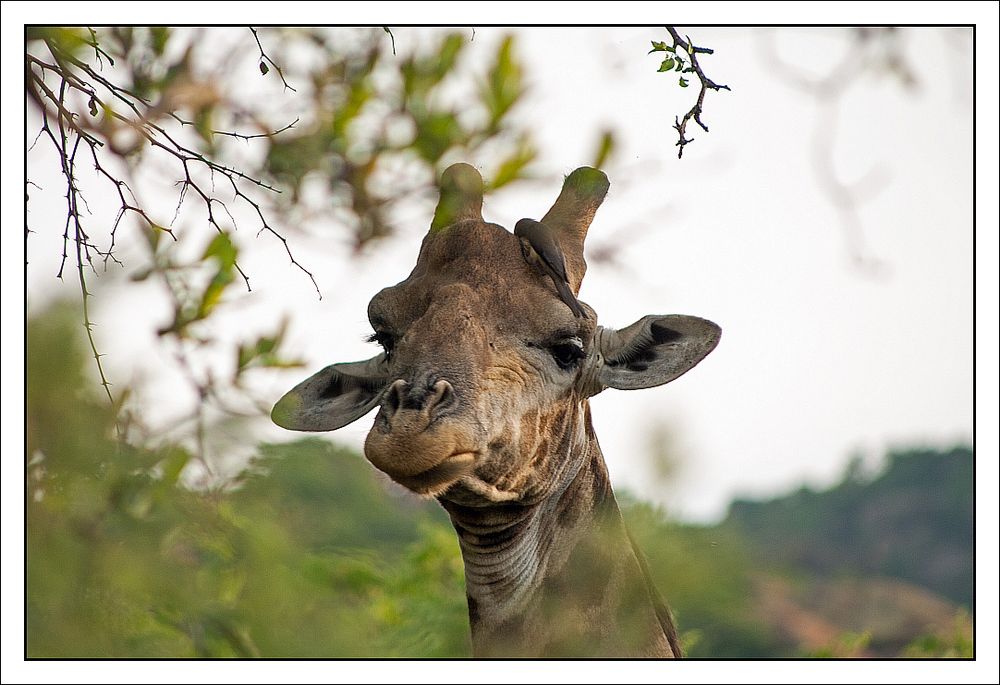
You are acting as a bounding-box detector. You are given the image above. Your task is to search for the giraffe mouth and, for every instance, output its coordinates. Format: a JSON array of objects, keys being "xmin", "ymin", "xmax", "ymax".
[{"xmin": 391, "ymin": 451, "xmax": 478, "ymax": 495}]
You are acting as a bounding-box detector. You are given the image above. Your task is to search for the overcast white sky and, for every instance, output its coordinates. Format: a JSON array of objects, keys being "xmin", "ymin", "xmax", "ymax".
[{"xmin": 5, "ymin": 4, "xmax": 1000, "ymax": 683}]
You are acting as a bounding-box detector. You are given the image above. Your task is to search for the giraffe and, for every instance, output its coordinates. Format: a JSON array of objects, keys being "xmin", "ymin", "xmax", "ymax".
[{"xmin": 272, "ymin": 163, "xmax": 721, "ymax": 657}]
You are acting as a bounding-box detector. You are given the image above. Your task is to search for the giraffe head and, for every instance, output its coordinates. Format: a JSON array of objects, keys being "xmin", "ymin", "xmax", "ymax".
[{"xmin": 272, "ymin": 164, "xmax": 720, "ymax": 504}]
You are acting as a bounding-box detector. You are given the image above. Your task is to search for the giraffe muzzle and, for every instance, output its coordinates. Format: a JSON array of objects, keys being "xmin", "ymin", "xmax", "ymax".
[{"xmin": 364, "ymin": 378, "xmax": 479, "ymax": 495}]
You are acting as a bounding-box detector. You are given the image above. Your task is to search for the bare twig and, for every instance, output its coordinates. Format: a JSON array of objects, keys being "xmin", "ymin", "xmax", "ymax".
[
  {"xmin": 249, "ymin": 27, "xmax": 296, "ymax": 91},
  {"xmin": 85, "ymin": 27, "xmax": 115, "ymax": 68},
  {"xmin": 383, "ymin": 27, "xmax": 396, "ymax": 55},
  {"xmin": 85, "ymin": 142, "xmax": 175, "ymax": 267},
  {"xmin": 168, "ymin": 111, "xmax": 299, "ymax": 142},
  {"xmin": 43, "ymin": 78, "xmax": 116, "ymax": 409},
  {"xmin": 30, "ymin": 35, "xmax": 321, "ymax": 297},
  {"xmin": 26, "ymin": 66, "xmax": 102, "ymax": 147}
]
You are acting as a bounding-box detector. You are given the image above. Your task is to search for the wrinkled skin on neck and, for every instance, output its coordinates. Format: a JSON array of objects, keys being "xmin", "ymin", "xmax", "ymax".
[{"xmin": 444, "ymin": 404, "xmax": 677, "ymax": 657}]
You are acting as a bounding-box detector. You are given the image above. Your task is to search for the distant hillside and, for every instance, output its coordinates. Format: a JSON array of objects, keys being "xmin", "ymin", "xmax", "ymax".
[{"xmin": 722, "ymin": 446, "xmax": 973, "ymax": 607}]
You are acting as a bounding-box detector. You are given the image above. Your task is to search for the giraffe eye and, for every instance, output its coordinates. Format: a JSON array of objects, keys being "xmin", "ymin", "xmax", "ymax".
[{"xmin": 550, "ymin": 338, "xmax": 585, "ymax": 370}]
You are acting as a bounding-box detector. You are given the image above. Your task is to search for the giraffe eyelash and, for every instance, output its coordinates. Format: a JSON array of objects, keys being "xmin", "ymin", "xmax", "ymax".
[{"xmin": 366, "ymin": 331, "xmax": 396, "ymax": 356}]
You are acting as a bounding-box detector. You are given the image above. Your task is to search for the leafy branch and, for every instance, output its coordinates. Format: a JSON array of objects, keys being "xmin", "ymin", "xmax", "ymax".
[
  {"xmin": 137, "ymin": 229, "xmax": 303, "ymax": 483},
  {"xmin": 649, "ymin": 27, "xmax": 731, "ymax": 158},
  {"xmin": 25, "ymin": 26, "xmax": 319, "ymax": 455},
  {"xmin": 26, "ymin": 27, "xmax": 543, "ymax": 474},
  {"xmin": 27, "ymin": 30, "xmax": 319, "ymax": 299}
]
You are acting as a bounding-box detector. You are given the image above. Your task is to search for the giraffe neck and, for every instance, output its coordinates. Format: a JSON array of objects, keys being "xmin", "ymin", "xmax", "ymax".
[{"xmin": 439, "ymin": 404, "xmax": 680, "ymax": 658}]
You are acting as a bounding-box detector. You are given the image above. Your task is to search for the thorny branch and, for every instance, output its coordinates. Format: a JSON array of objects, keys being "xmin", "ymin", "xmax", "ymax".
[
  {"xmin": 174, "ymin": 115, "xmax": 300, "ymax": 142},
  {"xmin": 28, "ymin": 36, "xmax": 319, "ymax": 296},
  {"xmin": 35, "ymin": 79, "xmax": 118, "ymax": 411},
  {"xmin": 664, "ymin": 27, "xmax": 731, "ymax": 159},
  {"xmin": 26, "ymin": 27, "xmax": 315, "ymax": 445},
  {"xmin": 250, "ymin": 26, "xmax": 296, "ymax": 91}
]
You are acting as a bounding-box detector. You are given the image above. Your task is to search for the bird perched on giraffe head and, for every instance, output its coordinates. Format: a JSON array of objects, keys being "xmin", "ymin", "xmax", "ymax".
[{"xmin": 514, "ymin": 218, "xmax": 587, "ymax": 319}]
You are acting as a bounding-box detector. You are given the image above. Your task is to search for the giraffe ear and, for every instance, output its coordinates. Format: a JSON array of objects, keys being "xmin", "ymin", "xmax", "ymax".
[
  {"xmin": 271, "ymin": 355, "xmax": 389, "ymax": 431},
  {"xmin": 596, "ymin": 315, "xmax": 721, "ymax": 391}
]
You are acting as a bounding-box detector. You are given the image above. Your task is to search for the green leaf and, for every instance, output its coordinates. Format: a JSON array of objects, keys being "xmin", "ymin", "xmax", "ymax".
[
  {"xmin": 403, "ymin": 32, "xmax": 466, "ymax": 99},
  {"xmin": 234, "ymin": 320, "xmax": 303, "ymax": 377},
  {"xmin": 479, "ymin": 35, "xmax": 523, "ymax": 130},
  {"xmin": 489, "ymin": 137, "xmax": 536, "ymax": 190},
  {"xmin": 237, "ymin": 344, "xmax": 254, "ymax": 371},
  {"xmin": 658, "ymin": 57, "xmax": 675, "ymax": 73},
  {"xmin": 202, "ymin": 233, "xmax": 237, "ymax": 270},
  {"xmin": 144, "ymin": 223, "xmax": 166, "ymax": 251},
  {"xmin": 331, "ymin": 78, "xmax": 374, "ymax": 142},
  {"xmin": 237, "ymin": 335, "xmax": 278, "ymax": 371},
  {"xmin": 679, "ymin": 77, "xmax": 689, "ymax": 88},
  {"xmin": 259, "ymin": 61, "xmax": 269, "ymax": 75},
  {"xmin": 675, "ymin": 59, "xmax": 685, "ymax": 72},
  {"xmin": 194, "ymin": 107, "xmax": 215, "ymax": 147},
  {"xmin": 436, "ymin": 33, "xmax": 465, "ymax": 78},
  {"xmin": 150, "ymin": 27, "xmax": 170, "ymax": 56},
  {"xmin": 648, "ymin": 40, "xmax": 668, "ymax": 53},
  {"xmin": 591, "ymin": 129, "xmax": 615, "ymax": 169},
  {"xmin": 27, "ymin": 27, "xmax": 91, "ymax": 57},
  {"xmin": 412, "ymin": 110, "xmax": 463, "ymax": 162},
  {"xmin": 159, "ymin": 447, "xmax": 191, "ymax": 485},
  {"xmin": 197, "ymin": 269, "xmax": 235, "ymax": 319},
  {"xmin": 195, "ymin": 233, "xmax": 238, "ymax": 319}
]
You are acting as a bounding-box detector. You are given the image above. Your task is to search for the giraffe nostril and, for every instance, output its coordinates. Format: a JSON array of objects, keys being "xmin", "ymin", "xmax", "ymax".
[
  {"xmin": 383, "ymin": 379, "xmax": 407, "ymax": 416},
  {"xmin": 382, "ymin": 378, "xmax": 455, "ymax": 421},
  {"xmin": 425, "ymin": 379, "xmax": 456, "ymax": 417}
]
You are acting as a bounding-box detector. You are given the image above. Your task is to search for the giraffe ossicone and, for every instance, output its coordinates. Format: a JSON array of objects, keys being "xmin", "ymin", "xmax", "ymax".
[{"xmin": 273, "ymin": 162, "xmax": 721, "ymax": 657}]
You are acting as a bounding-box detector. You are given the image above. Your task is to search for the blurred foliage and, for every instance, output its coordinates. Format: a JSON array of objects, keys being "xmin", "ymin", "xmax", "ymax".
[
  {"xmin": 620, "ymin": 495, "xmax": 784, "ymax": 658},
  {"xmin": 26, "ymin": 304, "xmax": 974, "ymax": 658},
  {"xmin": 806, "ymin": 631, "xmax": 873, "ymax": 659},
  {"xmin": 900, "ymin": 610, "xmax": 974, "ymax": 658},
  {"xmin": 256, "ymin": 28, "xmax": 536, "ymax": 241},
  {"xmin": 807, "ymin": 609, "xmax": 973, "ymax": 659},
  {"xmin": 27, "ymin": 303, "xmax": 467, "ymax": 657}
]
